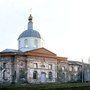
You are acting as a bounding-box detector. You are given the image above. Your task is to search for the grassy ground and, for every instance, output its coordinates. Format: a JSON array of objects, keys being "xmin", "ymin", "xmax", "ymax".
[{"xmin": 0, "ymin": 82, "xmax": 90, "ymax": 90}]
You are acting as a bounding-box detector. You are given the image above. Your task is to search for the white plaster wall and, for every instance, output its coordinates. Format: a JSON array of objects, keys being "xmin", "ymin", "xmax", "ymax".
[{"xmin": 18, "ymin": 37, "xmax": 42, "ymax": 52}]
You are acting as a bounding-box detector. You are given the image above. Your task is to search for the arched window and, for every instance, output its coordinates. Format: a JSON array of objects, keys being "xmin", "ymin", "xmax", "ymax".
[
  {"xmin": 24, "ymin": 39, "xmax": 28, "ymax": 48},
  {"xmin": 3, "ymin": 63, "xmax": 6, "ymax": 68},
  {"xmin": 34, "ymin": 39, "xmax": 38, "ymax": 48},
  {"xmin": 3, "ymin": 63, "xmax": 6, "ymax": 80},
  {"xmin": 19, "ymin": 69, "xmax": 26, "ymax": 79},
  {"xmin": 33, "ymin": 71, "xmax": 38, "ymax": 79},
  {"xmin": 48, "ymin": 72, "xmax": 52, "ymax": 80}
]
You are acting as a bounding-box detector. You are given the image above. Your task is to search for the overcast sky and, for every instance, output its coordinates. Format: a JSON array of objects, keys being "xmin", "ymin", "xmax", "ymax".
[{"xmin": 0, "ymin": 0, "xmax": 90, "ymax": 63}]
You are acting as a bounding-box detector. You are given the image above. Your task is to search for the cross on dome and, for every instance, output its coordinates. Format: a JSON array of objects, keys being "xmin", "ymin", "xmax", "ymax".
[
  {"xmin": 28, "ymin": 9, "xmax": 33, "ymax": 21},
  {"xmin": 28, "ymin": 14, "xmax": 33, "ymax": 21}
]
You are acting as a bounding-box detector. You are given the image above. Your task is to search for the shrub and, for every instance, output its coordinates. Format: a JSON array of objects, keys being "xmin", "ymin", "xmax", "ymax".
[{"xmin": 0, "ymin": 83, "xmax": 90, "ymax": 90}]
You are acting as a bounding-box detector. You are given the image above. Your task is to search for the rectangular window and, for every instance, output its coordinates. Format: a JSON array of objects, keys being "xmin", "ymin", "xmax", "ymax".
[
  {"xmin": 62, "ymin": 66, "xmax": 65, "ymax": 71},
  {"xmin": 48, "ymin": 64, "xmax": 52, "ymax": 69},
  {"xmin": 69, "ymin": 66, "xmax": 73, "ymax": 71},
  {"xmin": 33, "ymin": 63, "xmax": 38, "ymax": 68},
  {"xmin": 74, "ymin": 66, "xmax": 78, "ymax": 72}
]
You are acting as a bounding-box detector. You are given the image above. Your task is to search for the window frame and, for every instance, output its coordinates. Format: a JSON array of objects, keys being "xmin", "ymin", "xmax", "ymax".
[
  {"xmin": 33, "ymin": 63, "xmax": 38, "ymax": 68},
  {"xmin": 48, "ymin": 72, "xmax": 53, "ymax": 80},
  {"xmin": 34, "ymin": 39, "xmax": 38, "ymax": 48},
  {"xmin": 24, "ymin": 39, "xmax": 28, "ymax": 48},
  {"xmin": 48, "ymin": 64, "xmax": 52, "ymax": 69},
  {"xmin": 33, "ymin": 71, "xmax": 38, "ymax": 79}
]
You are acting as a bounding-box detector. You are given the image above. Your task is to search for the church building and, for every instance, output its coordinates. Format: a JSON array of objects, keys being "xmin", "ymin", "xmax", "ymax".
[{"xmin": 0, "ymin": 14, "xmax": 67, "ymax": 84}]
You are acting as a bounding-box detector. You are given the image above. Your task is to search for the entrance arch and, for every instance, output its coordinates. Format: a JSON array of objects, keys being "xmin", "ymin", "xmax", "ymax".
[{"xmin": 40, "ymin": 72, "xmax": 46, "ymax": 83}]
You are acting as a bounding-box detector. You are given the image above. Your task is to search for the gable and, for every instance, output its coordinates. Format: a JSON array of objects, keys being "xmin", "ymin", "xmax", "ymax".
[{"xmin": 25, "ymin": 48, "xmax": 56, "ymax": 57}]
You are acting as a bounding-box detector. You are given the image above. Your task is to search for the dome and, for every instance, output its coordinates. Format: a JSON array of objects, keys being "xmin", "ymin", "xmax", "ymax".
[
  {"xmin": 18, "ymin": 13, "xmax": 43, "ymax": 52},
  {"xmin": 18, "ymin": 29, "xmax": 41, "ymax": 39}
]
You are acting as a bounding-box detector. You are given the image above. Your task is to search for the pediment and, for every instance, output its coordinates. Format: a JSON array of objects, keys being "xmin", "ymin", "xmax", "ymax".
[{"xmin": 25, "ymin": 47, "xmax": 56, "ymax": 57}]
